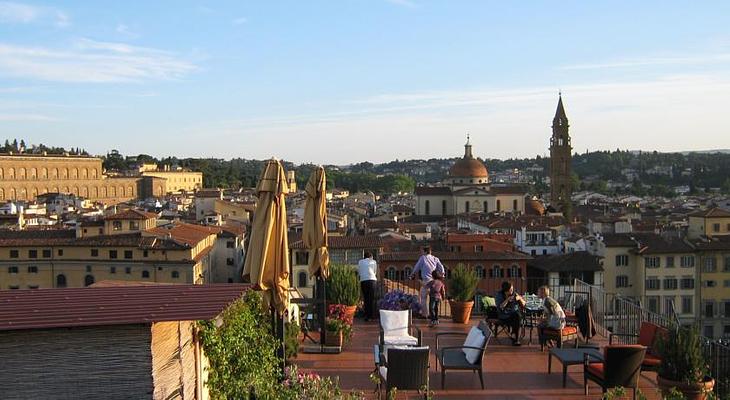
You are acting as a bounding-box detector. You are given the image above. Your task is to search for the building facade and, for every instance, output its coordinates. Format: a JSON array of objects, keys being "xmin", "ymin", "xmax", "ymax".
[
  {"xmin": 414, "ymin": 138, "xmax": 527, "ymax": 217},
  {"xmin": 0, "ymin": 153, "xmax": 168, "ymax": 204},
  {"xmin": 549, "ymin": 95, "xmax": 573, "ymax": 212}
]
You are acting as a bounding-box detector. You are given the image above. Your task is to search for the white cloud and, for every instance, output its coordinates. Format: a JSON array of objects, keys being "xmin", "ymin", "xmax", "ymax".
[
  {"xmin": 116, "ymin": 23, "xmax": 139, "ymax": 38},
  {"xmin": 0, "ymin": 39, "xmax": 197, "ymax": 83},
  {"xmin": 0, "ymin": 2, "xmax": 69, "ymax": 27},
  {"xmin": 560, "ymin": 54, "xmax": 730, "ymax": 70},
  {"xmin": 178, "ymin": 73, "xmax": 730, "ymax": 164},
  {"xmin": 232, "ymin": 17, "xmax": 247, "ymax": 25}
]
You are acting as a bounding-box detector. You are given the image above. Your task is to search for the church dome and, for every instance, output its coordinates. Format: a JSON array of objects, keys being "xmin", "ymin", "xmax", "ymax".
[{"xmin": 448, "ymin": 136, "xmax": 488, "ymax": 178}]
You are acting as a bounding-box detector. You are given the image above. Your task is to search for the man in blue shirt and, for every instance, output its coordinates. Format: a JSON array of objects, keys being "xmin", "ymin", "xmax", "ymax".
[{"xmin": 409, "ymin": 246, "xmax": 445, "ymax": 318}]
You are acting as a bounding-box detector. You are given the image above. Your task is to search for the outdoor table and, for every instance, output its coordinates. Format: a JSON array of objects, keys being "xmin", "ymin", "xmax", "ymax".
[
  {"xmin": 522, "ymin": 305, "xmax": 543, "ymax": 345},
  {"xmin": 548, "ymin": 347, "xmax": 604, "ymax": 388}
]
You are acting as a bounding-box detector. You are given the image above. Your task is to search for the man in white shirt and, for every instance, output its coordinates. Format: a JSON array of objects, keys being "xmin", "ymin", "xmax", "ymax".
[
  {"xmin": 409, "ymin": 246, "xmax": 445, "ymax": 318},
  {"xmin": 357, "ymin": 252, "xmax": 378, "ymax": 321}
]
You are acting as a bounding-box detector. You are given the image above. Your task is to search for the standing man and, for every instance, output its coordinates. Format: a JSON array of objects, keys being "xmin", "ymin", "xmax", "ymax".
[
  {"xmin": 410, "ymin": 246, "xmax": 445, "ymax": 318},
  {"xmin": 358, "ymin": 251, "xmax": 378, "ymax": 321}
]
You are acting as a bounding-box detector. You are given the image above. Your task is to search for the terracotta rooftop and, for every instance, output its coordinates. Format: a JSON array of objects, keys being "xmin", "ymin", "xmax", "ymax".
[
  {"xmin": 380, "ymin": 250, "xmax": 531, "ymax": 262},
  {"xmin": 0, "ymin": 230, "xmax": 190, "ymax": 250},
  {"xmin": 528, "ymin": 251, "xmax": 603, "ymax": 272},
  {"xmin": 414, "ymin": 186, "xmax": 453, "ymax": 196},
  {"xmin": 105, "ymin": 209, "xmax": 158, "ymax": 220},
  {"xmin": 688, "ymin": 207, "xmax": 730, "ymax": 218},
  {"xmin": 0, "ymin": 284, "xmax": 249, "ymax": 331},
  {"xmin": 146, "ymin": 222, "xmax": 220, "ymax": 246},
  {"xmin": 290, "ymin": 235, "xmax": 384, "ymax": 250}
]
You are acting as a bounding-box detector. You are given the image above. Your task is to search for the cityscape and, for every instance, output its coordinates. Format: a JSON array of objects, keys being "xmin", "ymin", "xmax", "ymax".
[{"xmin": 1, "ymin": 2, "xmax": 729, "ymax": 400}]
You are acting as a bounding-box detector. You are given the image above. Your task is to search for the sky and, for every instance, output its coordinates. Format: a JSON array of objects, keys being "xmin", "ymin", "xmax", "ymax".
[{"xmin": 1, "ymin": 1, "xmax": 730, "ymax": 165}]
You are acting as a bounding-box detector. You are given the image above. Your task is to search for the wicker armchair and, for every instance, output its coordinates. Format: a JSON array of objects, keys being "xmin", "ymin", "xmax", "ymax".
[
  {"xmin": 376, "ymin": 347, "xmax": 430, "ymax": 398},
  {"xmin": 435, "ymin": 321, "xmax": 493, "ymax": 389}
]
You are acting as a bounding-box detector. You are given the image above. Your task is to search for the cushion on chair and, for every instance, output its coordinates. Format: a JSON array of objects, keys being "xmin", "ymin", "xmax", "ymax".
[
  {"xmin": 380, "ymin": 310, "xmax": 409, "ymax": 337},
  {"xmin": 637, "ymin": 322, "xmax": 658, "ymax": 347},
  {"xmin": 543, "ymin": 326, "xmax": 578, "ymax": 336},
  {"xmin": 383, "ymin": 335, "xmax": 419, "ymax": 347},
  {"xmin": 379, "ymin": 366, "xmax": 388, "ymax": 381},
  {"xmin": 462, "ymin": 326, "xmax": 486, "ymax": 364},
  {"xmin": 642, "ymin": 353, "xmax": 662, "ymax": 367},
  {"xmin": 585, "ymin": 363, "xmax": 604, "ymax": 379},
  {"xmin": 650, "ymin": 326, "xmax": 669, "ymax": 354}
]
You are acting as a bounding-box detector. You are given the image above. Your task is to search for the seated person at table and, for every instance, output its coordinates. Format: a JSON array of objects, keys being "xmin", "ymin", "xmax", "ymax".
[
  {"xmin": 537, "ymin": 285, "xmax": 566, "ymax": 348},
  {"xmin": 495, "ymin": 281, "xmax": 526, "ymax": 346}
]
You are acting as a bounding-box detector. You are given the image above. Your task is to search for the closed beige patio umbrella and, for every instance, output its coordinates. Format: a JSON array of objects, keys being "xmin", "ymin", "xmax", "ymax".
[
  {"xmin": 242, "ymin": 159, "xmax": 290, "ymax": 313},
  {"xmin": 303, "ymin": 166, "xmax": 329, "ymax": 279}
]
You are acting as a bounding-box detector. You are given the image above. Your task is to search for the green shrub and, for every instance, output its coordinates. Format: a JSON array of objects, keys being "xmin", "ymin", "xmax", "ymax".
[
  {"xmin": 448, "ymin": 264, "xmax": 478, "ymax": 302},
  {"xmin": 326, "ymin": 264, "xmax": 360, "ymax": 306},
  {"xmin": 656, "ymin": 325, "xmax": 709, "ymax": 384},
  {"xmin": 285, "ymin": 321, "xmax": 300, "ymax": 360},
  {"xmin": 197, "ymin": 291, "xmax": 280, "ymax": 400}
]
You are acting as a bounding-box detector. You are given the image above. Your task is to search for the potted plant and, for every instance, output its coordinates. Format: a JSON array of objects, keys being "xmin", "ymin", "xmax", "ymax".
[
  {"xmin": 326, "ymin": 264, "xmax": 361, "ymax": 320},
  {"xmin": 325, "ymin": 304, "xmax": 353, "ymax": 347},
  {"xmin": 447, "ymin": 264, "xmax": 478, "ymax": 324},
  {"xmin": 655, "ymin": 325, "xmax": 715, "ymax": 400}
]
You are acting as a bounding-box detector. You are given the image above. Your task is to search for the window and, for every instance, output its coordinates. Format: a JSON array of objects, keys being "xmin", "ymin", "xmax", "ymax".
[
  {"xmin": 474, "ymin": 245, "xmax": 483, "ymax": 253},
  {"xmin": 28, "ymin": 285, "xmax": 39, "ymax": 289},
  {"xmin": 124, "ymin": 250, "xmax": 133, "ymax": 259},
  {"xmin": 724, "ymin": 301, "xmax": 730, "ymax": 318},
  {"xmin": 646, "ymin": 277, "xmax": 661, "ymax": 290},
  {"xmin": 475, "ymin": 265, "xmax": 485, "ymax": 278},
  {"xmin": 645, "ymin": 257, "xmax": 660, "ymax": 268},
  {"xmin": 27, "ymin": 249, "xmax": 37, "ymax": 258},
  {"xmin": 513, "ymin": 199, "xmax": 518, "ymax": 210},
  {"xmin": 8, "ymin": 266, "xmax": 18, "ymax": 274},
  {"xmin": 713, "ymin": 223, "xmax": 720, "ymax": 232},
  {"xmin": 142, "ymin": 270, "xmax": 150, "ymax": 278},
  {"xmin": 28, "ymin": 266, "xmax": 38, "ymax": 273},
  {"xmin": 680, "ymin": 255, "xmax": 695, "ymax": 268},
  {"xmin": 680, "ymin": 277, "xmax": 695, "ymax": 289},
  {"xmin": 297, "ymin": 271, "xmax": 308, "ymax": 288},
  {"xmin": 110, "ymin": 267, "xmax": 116, "ymax": 274},
  {"xmin": 724, "ymin": 325, "xmax": 730, "ymax": 338},
  {"xmin": 665, "ymin": 256, "xmax": 675, "ymax": 268},
  {"xmin": 424, "ymin": 200, "xmax": 430, "ymax": 215},
  {"xmin": 386, "ymin": 267, "xmax": 396, "ymax": 280},
  {"xmin": 9, "ymin": 249, "xmax": 18, "ymax": 258},
  {"xmin": 226, "ymin": 258, "xmax": 234, "ymax": 266},
  {"xmin": 56, "ymin": 274, "xmax": 67, "ymax": 288},
  {"xmin": 725, "ymin": 279, "xmax": 730, "ymax": 288},
  {"xmin": 703, "ymin": 280, "xmax": 717, "ymax": 288},
  {"xmin": 9, "ymin": 285, "xmax": 19, "ymax": 290},
  {"xmin": 647, "ymin": 296, "xmax": 659, "ymax": 313},
  {"xmin": 664, "ymin": 296, "xmax": 675, "ymax": 315},
  {"xmin": 295, "ymin": 251, "xmax": 309, "ymax": 265},
  {"xmin": 704, "ymin": 326, "xmax": 714, "ymax": 339},
  {"xmin": 681, "ymin": 296, "xmax": 693, "ymax": 314},
  {"xmin": 616, "ymin": 275, "xmax": 629, "ymax": 288},
  {"xmin": 109, "ymin": 250, "xmax": 118, "ymax": 259},
  {"xmin": 125, "ymin": 267, "xmax": 131, "ymax": 274},
  {"xmin": 112, "ymin": 221, "xmax": 122, "ymax": 231},
  {"xmin": 511, "ymin": 265, "xmax": 521, "ymax": 278},
  {"xmin": 143, "ymin": 250, "xmax": 149, "ymax": 258},
  {"xmin": 491, "ymin": 265, "xmax": 503, "ymax": 278},
  {"xmin": 663, "ymin": 277, "xmax": 678, "ymax": 290},
  {"xmin": 91, "ymin": 249, "xmax": 99, "ymax": 257},
  {"xmin": 42, "ymin": 249, "xmax": 51, "ymax": 258},
  {"xmin": 465, "ymin": 201, "xmax": 470, "ymax": 213},
  {"xmin": 704, "ymin": 301, "xmax": 715, "ymax": 318},
  {"xmin": 615, "ymin": 254, "xmax": 629, "ymax": 266},
  {"xmin": 84, "ymin": 275, "xmax": 95, "ymax": 287},
  {"xmin": 129, "ymin": 221, "xmax": 139, "ymax": 230},
  {"xmin": 443, "ymin": 200, "xmax": 448, "ymax": 215},
  {"xmin": 496, "ymin": 200, "xmax": 501, "ymax": 212},
  {"xmin": 724, "ymin": 257, "xmax": 730, "ymax": 272},
  {"xmin": 58, "ymin": 249, "xmax": 63, "ymax": 256},
  {"xmin": 172, "ymin": 271, "xmax": 180, "ymax": 279},
  {"xmin": 227, "ymin": 241, "xmax": 235, "ymax": 248},
  {"xmin": 703, "ymin": 256, "xmax": 717, "ymax": 272}
]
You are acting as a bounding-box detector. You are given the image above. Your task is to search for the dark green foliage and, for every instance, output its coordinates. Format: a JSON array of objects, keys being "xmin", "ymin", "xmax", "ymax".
[
  {"xmin": 197, "ymin": 292, "xmax": 280, "ymax": 400},
  {"xmin": 656, "ymin": 325, "xmax": 709, "ymax": 384},
  {"xmin": 448, "ymin": 264, "xmax": 478, "ymax": 302},
  {"xmin": 285, "ymin": 321, "xmax": 300, "ymax": 360},
  {"xmin": 326, "ymin": 264, "xmax": 360, "ymax": 306}
]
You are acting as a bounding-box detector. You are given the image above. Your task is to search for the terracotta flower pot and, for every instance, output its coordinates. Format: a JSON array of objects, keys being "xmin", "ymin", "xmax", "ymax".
[
  {"xmin": 657, "ymin": 375, "xmax": 715, "ymax": 400},
  {"xmin": 324, "ymin": 330, "xmax": 343, "ymax": 347},
  {"xmin": 343, "ymin": 305, "xmax": 357, "ymax": 321},
  {"xmin": 450, "ymin": 300, "xmax": 474, "ymax": 324}
]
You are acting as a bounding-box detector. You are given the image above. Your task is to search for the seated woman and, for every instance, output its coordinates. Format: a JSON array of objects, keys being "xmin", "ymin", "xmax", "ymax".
[
  {"xmin": 537, "ymin": 285, "xmax": 566, "ymax": 348},
  {"xmin": 495, "ymin": 281, "xmax": 526, "ymax": 346}
]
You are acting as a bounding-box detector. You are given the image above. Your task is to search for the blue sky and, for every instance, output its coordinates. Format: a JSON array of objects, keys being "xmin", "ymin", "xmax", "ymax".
[{"xmin": 1, "ymin": 1, "xmax": 729, "ymax": 164}]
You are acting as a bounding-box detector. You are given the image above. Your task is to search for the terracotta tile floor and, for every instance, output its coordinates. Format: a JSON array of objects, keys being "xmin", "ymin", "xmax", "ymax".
[{"xmin": 295, "ymin": 318, "xmax": 661, "ymax": 399}]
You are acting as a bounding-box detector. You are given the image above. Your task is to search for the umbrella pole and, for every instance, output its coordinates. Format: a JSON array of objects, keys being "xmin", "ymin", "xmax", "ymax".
[
  {"xmin": 316, "ymin": 274, "xmax": 326, "ymax": 351},
  {"xmin": 270, "ymin": 300, "xmax": 286, "ymax": 378}
]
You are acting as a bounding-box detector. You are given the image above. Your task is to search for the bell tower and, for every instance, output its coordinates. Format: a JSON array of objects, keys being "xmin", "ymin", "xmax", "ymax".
[{"xmin": 549, "ymin": 94, "xmax": 573, "ymax": 212}]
